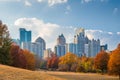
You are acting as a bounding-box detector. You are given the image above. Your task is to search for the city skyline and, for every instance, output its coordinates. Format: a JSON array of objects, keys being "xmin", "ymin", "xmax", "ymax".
[{"xmin": 0, "ymin": 0, "xmax": 120, "ymax": 50}]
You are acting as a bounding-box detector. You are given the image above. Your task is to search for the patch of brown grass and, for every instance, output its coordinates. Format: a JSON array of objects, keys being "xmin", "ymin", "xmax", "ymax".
[
  {"xmin": 45, "ymin": 71, "xmax": 119, "ymax": 80},
  {"xmin": 0, "ymin": 64, "xmax": 65, "ymax": 80}
]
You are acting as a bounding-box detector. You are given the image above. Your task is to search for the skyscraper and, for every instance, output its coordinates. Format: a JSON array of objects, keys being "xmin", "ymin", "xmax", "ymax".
[
  {"xmin": 100, "ymin": 44, "xmax": 108, "ymax": 51},
  {"xmin": 66, "ymin": 43, "xmax": 77, "ymax": 54},
  {"xmin": 73, "ymin": 28, "xmax": 100, "ymax": 57},
  {"xmin": 19, "ymin": 28, "xmax": 31, "ymax": 45},
  {"xmin": 44, "ymin": 48, "xmax": 53, "ymax": 59},
  {"xmin": 84, "ymin": 39, "xmax": 100, "ymax": 57},
  {"xmin": 55, "ymin": 34, "xmax": 66, "ymax": 57},
  {"xmin": 74, "ymin": 28, "xmax": 88, "ymax": 56},
  {"xmin": 35, "ymin": 37, "xmax": 46, "ymax": 58},
  {"xmin": 57, "ymin": 34, "xmax": 66, "ymax": 45}
]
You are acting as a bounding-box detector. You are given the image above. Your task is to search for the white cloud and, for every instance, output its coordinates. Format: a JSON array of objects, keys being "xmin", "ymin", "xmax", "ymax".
[
  {"xmin": 65, "ymin": 5, "xmax": 71, "ymax": 14},
  {"xmin": 117, "ymin": 32, "xmax": 120, "ymax": 35},
  {"xmin": 25, "ymin": 0, "xmax": 32, "ymax": 6},
  {"xmin": 37, "ymin": 0, "xmax": 45, "ymax": 3},
  {"xmin": 66, "ymin": 5, "xmax": 71, "ymax": 10},
  {"xmin": 0, "ymin": 0, "xmax": 20, "ymax": 2},
  {"xmin": 100, "ymin": 0, "xmax": 108, "ymax": 2},
  {"xmin": 36, "ymin": 0, "xmax": 68, "ymax": 6},
  {"xmin": 108, "ymin": 32, "xmax": 113, "ymax": 35},
  {"xmin": 81, "ymin": 0, "xmax": 109, "ymax": 3},
  {"xmin": 48, "ymin": 0, "xmax": 67, "ymax": 6},
  {"xmin": 85, "ymin": 29, "xmax": 103, "ymax": 40},
  {"xmin": 81, "ymin": 0, "xmax": 92, "ymax": 3},
  {"xmin": 113, "ymin": 8, "xmax": 118, "ymax": 14}
]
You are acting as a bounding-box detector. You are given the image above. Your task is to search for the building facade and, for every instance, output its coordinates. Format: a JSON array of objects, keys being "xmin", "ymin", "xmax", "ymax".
[
  {"xmin": 19, "ymin": 28, "xmax": 31, "ymax": 46},
  {"xmin": 55, "ymin": 34, "xmax": 66, "ymax": 57},
  {"xmin": 74, "ymin": 28, "xmax": 89, "ymax": 56},
  {"xmin": 43, "ymin": 48, "xmax": 52, "ymax": 59}
]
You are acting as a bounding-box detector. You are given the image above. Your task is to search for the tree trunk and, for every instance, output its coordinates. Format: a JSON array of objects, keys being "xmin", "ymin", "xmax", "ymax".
[
  {"xmin": 68, "ymin": 64, "xmax": 71, "ymax": 71},
  {"xmin": 101, "ymin": 69, "xmax": 104, "ymax": 75},
  {"xmin": 119, "ymin": 74, "xmax": 120, "ymax": 80}
]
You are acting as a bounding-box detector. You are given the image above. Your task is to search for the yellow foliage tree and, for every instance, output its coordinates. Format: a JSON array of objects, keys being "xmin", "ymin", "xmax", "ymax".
[
  {"xmin": 59, "ymin": 52, "xmax": 77, "ymax": 71},
  {"xmin": 23, "ymin": 50, "xmax": 35, "ymax": 70},
  {"xmin": 108, "ymin": 44, "xmax": 120, "ymax": 80}
]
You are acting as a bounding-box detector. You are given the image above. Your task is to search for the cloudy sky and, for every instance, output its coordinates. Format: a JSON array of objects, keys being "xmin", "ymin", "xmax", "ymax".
[{"xmin": 0, "ymin": 0, "xmax": 120, "ymax": 50}]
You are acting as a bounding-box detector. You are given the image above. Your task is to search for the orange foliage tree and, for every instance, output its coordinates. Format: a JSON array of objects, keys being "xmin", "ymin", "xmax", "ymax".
[
  {"xmin": 94, "ymin": 50, "xmax": 109, "ymax": 73},
  {"xmin": 23, "ymin": 49, "xmax": 35, "ymax": 70},
  {"xmin": 10, "ymin": 44, "xmax": 26, "ymax": 68},
  {"xmin": 108, "ymin": 44, "xmax": 120, "ymax": 79},
  {"xmin": 47, "ymin": 54, "xmax": 59, "ymax": 69}
]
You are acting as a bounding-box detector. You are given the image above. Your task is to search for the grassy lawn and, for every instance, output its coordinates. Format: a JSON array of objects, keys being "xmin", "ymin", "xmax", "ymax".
[
  {"xmin": 45, "ymin": 71, "xmax": 119, "ymax": 80},
  {"xmin": 0, "ymin": 64, "xmax": 65, "ymax": 80},
  {"xmin": 0, "ymin": 64, "xmax": 119, "ymax": 80}
]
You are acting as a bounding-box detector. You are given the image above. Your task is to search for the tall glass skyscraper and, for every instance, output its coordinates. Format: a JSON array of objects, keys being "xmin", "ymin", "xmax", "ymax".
[
  {"xmin": 19, "ymin": 28, "xmax": 31, "ymax": 44},
  {"xmin": 55, "ymin": 34, "xmax": 66, "ymax": 57},
  {"xmin": 35, "ymin": 37, "xmax": 46, "ymax": 58},
  {"xmin": 74, "ymin": 28, "xmax": 87, "ymax": 56},
  {"xmin": 73, "ymin": 28, "xmax": 100, "ymax": 57}
]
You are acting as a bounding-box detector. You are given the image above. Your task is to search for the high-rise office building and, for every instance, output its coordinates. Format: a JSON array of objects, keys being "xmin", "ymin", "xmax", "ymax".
[
  {"xmin": 35, "ymin": 37, "xmax": 46, "ymax": 58},
  {"xmin": 73, "ymin": 28, "xmax": 101, "ymax": 57},
  {"xmin": 57, "ymin": 34, "xmax": 66, "ymax": 45},
  {"xmin": 100, "ymin": 44, "xmax": 108, "ymax": 51},
  {"xmin": 19, "ymin": 28, "xmax": 31, "ymax": 45},
  {"xmin": 44, "ymin": 48, "xmax": 52, "ymax": 59},
  {"xmin": 55, "ymin": 34, "xmax": 66, "ymax": 57},
  {"xmin": 84, "ymin": 39, "xmax": 100, "ymax": 57},
  {"xmin": 66, "ymin": 43, "xmax": 77, "ymax": 54},
  {"xmin": 22, "ymin": 37, "xmax": 46, "ymax": 58},
  {"xmin": 74, "ymin": 28, "xmax": 89, "ymax": 56}
]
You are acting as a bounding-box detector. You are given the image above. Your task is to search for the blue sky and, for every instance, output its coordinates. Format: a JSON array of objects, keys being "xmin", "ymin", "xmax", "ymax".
[{"xmin": 0, "ymin": 0, "xmax": 120, "ymax": 50}]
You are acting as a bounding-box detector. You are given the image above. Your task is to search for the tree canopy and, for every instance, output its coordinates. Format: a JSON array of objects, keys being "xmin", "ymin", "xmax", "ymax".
[
  {"xmin": 0, "ymin": 20, "xmax": 12, "ymax": 65},
  {"xmin": 108, "ymin": 44, "xmax": 120, "ymax": 79},
  {"xmin": 94, "ymin": 50, "xmax": 109, "ymax": 73}
]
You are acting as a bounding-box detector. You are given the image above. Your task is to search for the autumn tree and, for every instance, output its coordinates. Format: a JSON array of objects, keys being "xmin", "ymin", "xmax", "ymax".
[
  {"xmin": 0, "ymin": 20, "xmax": 12, "ymax": 65},
  {"xmin": 59, "ymin": 52, "xmax": 77, "ymax": 71},
  {"xmin": 47, "ymin": 58, "xmax": 52, "ymax": 68},
  {"xmin": 10, "ymin": 44, "xmax": 26, "ymax": 68},
  {"xmin": 76, "ymin": 57, "xmax": 94, "ymax": 72},
  {"xmin": 47, "ymin": 53, "xmax": 59, "ymax": 69},
  {"xmin": 94, "ymin": 50, "xmax": 109, "ymax": 74},
  {"xmin": 108, "ymin": 44, "xmax": 120, "ymax": 80},
  {"xmin": 23, "ymin": 49, "xmax": 35, "ymax": 70}
]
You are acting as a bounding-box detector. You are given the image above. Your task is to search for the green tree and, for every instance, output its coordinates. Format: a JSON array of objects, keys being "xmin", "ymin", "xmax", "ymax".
[
  {"xmin": 0, "ymin": 20, "xmax": 12, "ymax": 65},
  {"xmin": 108, "ymin": 44, "xmax": 120, "ymax": 80}
]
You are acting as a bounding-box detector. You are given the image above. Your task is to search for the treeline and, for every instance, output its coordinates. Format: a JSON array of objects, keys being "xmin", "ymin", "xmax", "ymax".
[
  {"xmin": 46, "ymin": 44, "xmax": 120, "ymax": 79},
  {"xmin": 0, "ymin": 21, "xmax": 35, "ymax": 70}
]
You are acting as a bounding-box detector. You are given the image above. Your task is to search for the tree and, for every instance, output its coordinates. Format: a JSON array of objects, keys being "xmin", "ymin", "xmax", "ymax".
[
  {"xmin": 0, "ymin": 20, "xmax": 12, "ymax": 65},
  {"xmin": 23, "ymin": 49, "xmax": 35, "ymax": 70},
  {"xmin": 108, "ymin": 44, "xmax": 120, "ymax": 80},
  {"xmin": 47, "ymin": 58, "xmax": 52, "ymax": 69},
  {"xmin": 77, "ymin": 57, "xmax": 94, "ymax": 72},
  {"xmin": 47, "ymin": 54, "xmax": 59, "ymax": 69},
  {"xmin": 10, "ymin": 44, "xmax": 26, "ymax": 68},
  {"xmin": 94, "ymin": 50, "xmax": 109, "ymax": 74},
  {"xmin": 59, "ymin": 52, "xmax": 77, "ymax": 71}
]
